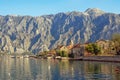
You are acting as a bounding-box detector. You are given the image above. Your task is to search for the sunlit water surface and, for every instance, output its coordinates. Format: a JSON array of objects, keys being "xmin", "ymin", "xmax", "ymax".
[{"xmin": 0, "ymin": 56, "xmax": 120, "ymax": 80}]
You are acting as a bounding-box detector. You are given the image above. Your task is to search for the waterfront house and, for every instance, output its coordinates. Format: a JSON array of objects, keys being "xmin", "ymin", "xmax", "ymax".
[
  {"xmin": 96, "ymin": 39, "xmax": 115, "ymax": 55},
  {"xmin": 96, "ymin": 39, "xmax": 109, "ymax": 50},
  {"xmin": 55, "ymin": 45, "xmax": 69, "ymax": 52},
  {"xmin": 70, "ymin": 44, "xmax": 84, "ymax": 58},
  {"xmin": 48, "ymin": 49, "xmax": 56, "ymax": 55},
  {"xmin": 55, "ymin": 45, "xmax": 69, "ymax": 57}
]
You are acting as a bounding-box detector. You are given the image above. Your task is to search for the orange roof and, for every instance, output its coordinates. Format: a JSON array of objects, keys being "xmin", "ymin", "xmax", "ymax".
[
  {"xmin": 67, "ymin": 45, "xmax": 73, "ymax": 49},
  {"xmin": 48, "ymin": 50, "xmax": 56, "ymax": 54}
]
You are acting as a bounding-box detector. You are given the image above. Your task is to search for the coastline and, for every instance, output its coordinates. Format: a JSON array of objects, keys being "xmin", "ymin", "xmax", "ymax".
[
  {"xmin": 82, "ymin": 56, "xmax": 120, "ymax": 63},
  {"xmin": 33, "ymin": 55, "xmax": 120, "ymax": 63},
  {"xmin": 4, "ymin": 54, "xmax": 120, "ymax": 63},
  {"xmin": 69, "ymin": 56, "xmax": 120, "ymax": 63}
]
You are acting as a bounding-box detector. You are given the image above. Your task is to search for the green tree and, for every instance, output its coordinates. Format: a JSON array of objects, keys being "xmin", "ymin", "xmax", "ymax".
[
  {"xmin": 56, "ymin": 50, "xmax": 62, "ymax": 56},
  {"xmin": 86, "ymin": 43, "xmax": 101, "ymax": 55},
  {"xmin": 111, "ymin": 33, "xmax": 120, "ymax": 55}
]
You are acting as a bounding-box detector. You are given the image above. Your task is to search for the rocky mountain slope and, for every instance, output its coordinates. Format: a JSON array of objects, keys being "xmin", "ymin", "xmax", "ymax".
[{"xmin": 0, "ymin": 8, "xmax": 120, "ymax": 54}]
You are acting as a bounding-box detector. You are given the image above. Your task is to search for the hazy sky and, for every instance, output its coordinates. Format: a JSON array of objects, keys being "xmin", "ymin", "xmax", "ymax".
[{"xmin": 0, "ymin": 0, "xmax": 119, "ymax": 16}]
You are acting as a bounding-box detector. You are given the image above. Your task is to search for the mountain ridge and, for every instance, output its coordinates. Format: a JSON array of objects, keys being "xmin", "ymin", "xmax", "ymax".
[{"xmin": 0, "ymin": 8, "xmax": 120, "ymax": 54}]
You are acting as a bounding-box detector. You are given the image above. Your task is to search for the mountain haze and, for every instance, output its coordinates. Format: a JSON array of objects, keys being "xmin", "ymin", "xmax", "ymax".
[{"xmin": 0, "ymin": 8, "xmax": 120, "ymax": 54}]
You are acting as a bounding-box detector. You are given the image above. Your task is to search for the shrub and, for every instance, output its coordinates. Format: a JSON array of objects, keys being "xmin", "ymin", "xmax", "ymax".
[{"xmin": 86, "ymin": 43, "xmax": 101, "ymax": 55}]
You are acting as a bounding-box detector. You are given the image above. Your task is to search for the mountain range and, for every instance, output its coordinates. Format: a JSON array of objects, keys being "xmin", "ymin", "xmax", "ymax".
[{"xmin": 0, "ymin": 8, "xmax": 120, "ymax": 54}]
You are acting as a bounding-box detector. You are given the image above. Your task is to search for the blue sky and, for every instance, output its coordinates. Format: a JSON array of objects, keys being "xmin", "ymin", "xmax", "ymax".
[{"xmin": 0, "ymin": 0, "xmax": 119, "ymax": 16}]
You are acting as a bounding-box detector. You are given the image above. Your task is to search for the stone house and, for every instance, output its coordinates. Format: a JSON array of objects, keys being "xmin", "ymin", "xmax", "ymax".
[
  {"xmin": 96, "ymin": 40, "xmax": 108, "ymax": 50},
  {"xmin": 55, "ymin": 40, "xmax": 74, "ymax": 55},
  {"xmin": 55, "ymin": 45, "xmax": 69, "ymax": 53},
  {"xmin": 70, "ymin": 44, "xmax": 84, "ymax": 58},
  {"xmin": 48, "ymin": 49, "xmax": 56, "ymax": 55},
  {"xmin": 96, "ymin": 39, "xmax": 115, "ymax": 55}
]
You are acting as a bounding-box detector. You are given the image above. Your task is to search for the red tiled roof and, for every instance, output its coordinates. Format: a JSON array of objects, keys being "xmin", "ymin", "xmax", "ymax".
[{"xmin": 67, "ymin": 45, "xmax": 73, "ymax": 49}]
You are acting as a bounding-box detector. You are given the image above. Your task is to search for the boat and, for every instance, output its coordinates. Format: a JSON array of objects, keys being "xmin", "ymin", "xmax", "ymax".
[{"xmin": 55, "ymin": 56, "xmax": 61, "ymax": 59}]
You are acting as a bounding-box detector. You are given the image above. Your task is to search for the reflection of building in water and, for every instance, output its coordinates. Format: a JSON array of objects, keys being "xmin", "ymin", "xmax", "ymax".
[
  {"xmin": 23, "ymin": 58, "xmax": 32, "ymax": 79},
  {"xmin": 1, "ymin": 56, "xmax": 120, "ymax": 80},
  {"xmin": 113, "ymin": 66, "xmax": 120, "ymax": 80},
  {"xmin": 47, "ymin": 60, "xmax": 52, "ymax": 80},
  {"xmin": 59, "ymin": 61, "xmax": 85, "ymax": 79},
  {"xmin": 101, "ymin": 63, "xmax": 112, "ymax": 74},
  {"xmin": 84, "ymin": 62, "xmax": 112, "ymax": 74},
  {"xmin": 9, "ymin": 57, "xmax": 32, "ymax": 80},
  {"xmin": 31, "ymin": 60, "xmax": 52, "ymax": 80},
  {"xmin": 59, "ymin": 61, "xmax": 70, "ymax": 77},
  {"xmin": 36, "ymin": 60, "xmax": 48, "ymax": 80},
  {"xmin": 0, "ymin": 56, "xmax": 12, "ymax": 79},
  {"xmin": 0, "ymin": 56, "xmax": 32, "ymax": 80}
]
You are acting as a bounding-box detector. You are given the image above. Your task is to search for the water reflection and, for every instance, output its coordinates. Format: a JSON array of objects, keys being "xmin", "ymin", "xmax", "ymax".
[{"xmin": 0, "ymin": 56, "xmax": 120, "ymax": 80}]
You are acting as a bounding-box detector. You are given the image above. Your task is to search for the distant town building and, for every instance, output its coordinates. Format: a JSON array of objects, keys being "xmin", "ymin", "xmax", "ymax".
[
  {"xmin": 96, "ymin": 39, "xmax": 115, "ymax": 55},
  {"xmin": 70, "ymin": 44, "xmax": 84, "ymax": 58},
  {"xmin": 55, "ymin": 45, "xmax": 69, "ymax": 52}
]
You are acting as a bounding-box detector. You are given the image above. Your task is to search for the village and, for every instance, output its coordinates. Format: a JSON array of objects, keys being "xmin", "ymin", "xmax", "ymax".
[{"xmin": 36, "ymin": 39, "xmax": 119, "ymax": 61}]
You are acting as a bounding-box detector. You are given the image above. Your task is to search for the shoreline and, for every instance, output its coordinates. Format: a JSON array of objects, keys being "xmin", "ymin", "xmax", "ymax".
[
  {"xmin": 36, "ymin": 56, "xmax": 120, "ymax": 63},
  {"xmin": 2, "ymin": 55, "xmax": 120, "ymax": 63},
  {"xmin": 82, "ymin": 56, "xmax": 120, "ymax": 63}
]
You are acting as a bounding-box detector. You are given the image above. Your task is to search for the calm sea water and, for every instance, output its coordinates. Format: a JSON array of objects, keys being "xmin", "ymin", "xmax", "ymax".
[{"xmin": 0, "ymin": 56, "xmax": 120, "ymax": 80}]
